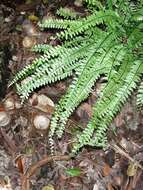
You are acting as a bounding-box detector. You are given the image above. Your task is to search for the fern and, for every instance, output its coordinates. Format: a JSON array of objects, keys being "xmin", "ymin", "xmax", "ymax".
[
  {"xmin": 84, "ymin": 0, "xmax": 96, "ymax": 5},
  {"xmin": 10, "ymin": 0, "xmax": 143, "ymax": 155},
  {"xmin": 39, "ymin": 10, "xmax": 122, "ymax": 40},
  {"xmin": 137, "ymin": 82, "xmax": 143, "ymax": 106},
  {"xmin": 72, "ymin": 60, "xmax": 143, "ymax": 153},
  {"xmin": 56, "ymin": 7, "xmax": 78, "ymax": 19}
]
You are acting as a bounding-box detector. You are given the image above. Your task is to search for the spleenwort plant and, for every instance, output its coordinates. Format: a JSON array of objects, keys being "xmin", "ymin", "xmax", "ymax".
[{"xmin": 10, "ymin": 0, "xmax": 143, "ymax": 155}]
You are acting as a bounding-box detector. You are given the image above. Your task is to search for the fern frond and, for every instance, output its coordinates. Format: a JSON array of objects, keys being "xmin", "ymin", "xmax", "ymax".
[
  {"xmin": 137, "ymin": 82, "xmax": 143, "ymax": 106},
  {"xmin": 91, "ymin": 60, "xmax": 142, "ymax": 144},
  {"xmin": 84, "ymin": 0, "xmax": 104, "ymax": 11},
  {"xmin": 15, "ymin": 48, "xmax": 81, "ymax": 100},
  {"xmin": 56, "ymin": 7, "xmax": 78, "ymax": 19},
  {"xmin": 58, "ymin": 10, "xmax": 122, "ymax": 39},
  {"xmin": 9, "ymin": 44, "xmax": 81, "ymax": 86},
  {"xmin": 72, "ymin": 60, "xmax": 143, "ymax": 154},
  {"xmin": 49, "ymin": 35, "xmax": 127, "ymax": 140},
  {"xmin": 39, "ymin": 10, "xmax": 122, "ymax": 40},
  {"xmin": 38, "ymin": 18, "xmax": 77, "ymax": 30},
  {"xmin": 32, "ymin": 44, "xmax": 52, "ymax": 53},
  {"xmin": 9, "ymin": 57, "xmax": 44, "ymax": 87},
  {"xmin": 15, "ymin": 29, "xmax": 113, "ymax": 101}
]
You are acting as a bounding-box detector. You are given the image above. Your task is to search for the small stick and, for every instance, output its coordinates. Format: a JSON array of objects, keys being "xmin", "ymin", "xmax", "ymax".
[
  {"xmin": 21, "ymin": 155, "xmax": 71, "ymax": 190},
  {"xmin": 110, "ymin": 141, "xmax": 143, "ymax": 170},
  {"xmin": 0, "ymin": 128, "xmax": 17, "ymax": 154}
]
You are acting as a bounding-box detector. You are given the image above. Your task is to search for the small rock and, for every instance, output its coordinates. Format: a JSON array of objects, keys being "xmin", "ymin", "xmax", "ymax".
[
  {"xmin": 29, "ymin": 94, "xmax": 54, "ymax": 114},
  {"xmin": 12, "ymin": 56, "xmax": 18, "ymax": 62},
  {"xmin": 22, "ymin": 20, "xmax": 39, "ymax": 36},
  {"xmin": 74, "ymin": 0, "xmax": 83, "ymax": 7},
  {"xmin": 0, "ymin": 111, "xmax": 11, "ymax": 127},
  {"xmin": 33, "ymin": 114, "xmax": 50, "ymax": 130},
  {"xmin": 3, "ymin": 97, "xmax": 15, "ymax": 111},
  {"xmin": 76, "ymin": 103, "xmax": 92, "ymax": 124},
  {"xmin": 4, "ymin": 17, "xmax": 11, "ymax": 22},
  {"xmin": 22, "ymin": 36, "xmax": 36, "ymax": 48}
]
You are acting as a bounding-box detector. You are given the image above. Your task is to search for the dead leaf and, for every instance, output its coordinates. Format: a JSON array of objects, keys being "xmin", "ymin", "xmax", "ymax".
[{"xmin": 103, "ymin": 163, "xmax": 111, "ymax": 176}]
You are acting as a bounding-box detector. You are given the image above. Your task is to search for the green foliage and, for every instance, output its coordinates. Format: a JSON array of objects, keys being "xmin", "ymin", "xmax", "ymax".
[
  {"xmin": 137, "ymin": 82, "xmax": 143, "ymax": 106},
  {"xmin": 65, "ymin": 168, "xmax": 81, "ymax": 177},
  {"xmin": 56, "ymin": 7, "xmax": 78, "ymax": 19},
  {"xmin": 10, "ymin": 0, "xmax": 143, "ymax": 155},
  {"xmin": 84, "ymin": 0, "xmax": 104, "ymax": 10}
]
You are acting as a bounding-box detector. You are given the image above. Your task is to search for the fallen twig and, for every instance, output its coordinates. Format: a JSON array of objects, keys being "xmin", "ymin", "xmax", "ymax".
[
  {"xmin": 110, "ymin": 141, "xmax": 143, "ymax": 170},
  {"xmin": 0, "ymin": 128, "xmax": 17, "ymax": 154},
  {"xmin": 21, "ymin": 155, "xmax": 71, "ymax": 190}
]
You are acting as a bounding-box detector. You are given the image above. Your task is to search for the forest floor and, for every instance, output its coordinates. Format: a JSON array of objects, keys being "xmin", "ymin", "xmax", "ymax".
[{"xmin": 0, "ymin": 1, "xmax": 143, "ymax": 190}]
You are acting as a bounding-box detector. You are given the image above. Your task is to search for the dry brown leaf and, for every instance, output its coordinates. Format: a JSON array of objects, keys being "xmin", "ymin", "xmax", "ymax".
[{"xmin": 103, "ymin": 163, "xmax": 111, "ymax": 176}]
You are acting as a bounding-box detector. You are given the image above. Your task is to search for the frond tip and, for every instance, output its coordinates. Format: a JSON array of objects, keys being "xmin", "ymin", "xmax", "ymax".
[{"xmin": 56, "ymin": 7, "xmax": 78, "ymax": 19}]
